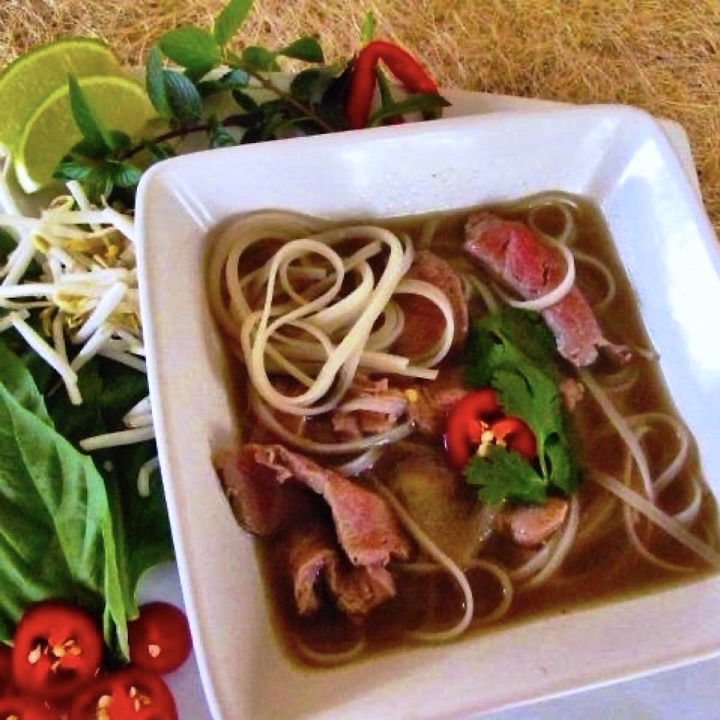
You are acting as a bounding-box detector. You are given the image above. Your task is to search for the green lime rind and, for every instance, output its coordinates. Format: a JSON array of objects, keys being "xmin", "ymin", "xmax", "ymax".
[
  {"xmin": 0, "ymin": 37, "xmax": 124, "ymax": 152},
  {"xmin": 15, "ymin": 75, "xmax": 157, "ymax": 193}
]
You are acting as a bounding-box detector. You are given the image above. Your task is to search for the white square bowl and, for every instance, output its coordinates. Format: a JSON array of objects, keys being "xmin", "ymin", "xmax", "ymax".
[{"xmin": 135, "ymin": 105, "xmax": 720, "ymax": 720}]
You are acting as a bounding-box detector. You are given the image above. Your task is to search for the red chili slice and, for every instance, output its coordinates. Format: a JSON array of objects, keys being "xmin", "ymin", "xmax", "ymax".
[
  {"xmin": 0, "ymin": 645, "xmax": 16, "ymax": 698},
  {"xmin": 444, "ymin": 389, "xmax": 538, "ymax": 469},
  {"xmin": 444, "ymin": 389, "xmax": 502, "ymax": 469},
  {"xmin": 68, "ymin": 668, "xmax": 177, "ymax": 720},
  {"xmin": 490, "ymin": 416, "xmax": 537, "ymax": 460},
  {"xmin": 0, "ymin": 697, "xmax": 61, "ymax": 720},
  {"xmin": 128, "ymin": 602, "xmax": 192, "ymax": 675},
  {"xmin": 11, "ymin": 600, "xmax": 103, "ymax": 703}
]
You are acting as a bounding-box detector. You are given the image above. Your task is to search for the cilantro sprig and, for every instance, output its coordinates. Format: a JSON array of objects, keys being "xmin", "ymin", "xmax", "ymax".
[{"xmin": 463, "ymin": 307, "xmax": 582, "ymax": 505}]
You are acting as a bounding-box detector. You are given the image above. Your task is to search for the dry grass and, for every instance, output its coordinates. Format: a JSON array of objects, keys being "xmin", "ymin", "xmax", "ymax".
[{"xmin": 1, "ymin": 0, "xmax": 718, "ymax": 231}]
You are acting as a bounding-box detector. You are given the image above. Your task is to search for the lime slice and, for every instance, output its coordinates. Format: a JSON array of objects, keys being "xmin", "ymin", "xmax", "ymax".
[
  {"xmin": 14, "ymin": 75, "xmax": 156, "ymax": 193},
  {"xmin": 0, "ymin": 37, "xmax": 124, "ymax": 152}
]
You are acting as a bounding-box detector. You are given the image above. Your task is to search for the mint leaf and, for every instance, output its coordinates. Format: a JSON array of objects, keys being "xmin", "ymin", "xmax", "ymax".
[
  {"xmin": 241, "ymin": 46, "xmax": 281, "ymax": 72},
  {"xmin": 146, "ymin": 46, "xmax": 173, "ymax": 118},
  {"xmin": 214, "ymin": 0, "xmax": 254, "ymax": 47},
  {"xmin": 198, "ymin": 68, "xmax": 250, "ymax": 97},
  {"xmin": 67, "ymin": 75, "xmax": 116, "ymax": 156},
  {"xmin": 278, "ymin": 37, "xmax": 324, "ymax": 63},
  {"xmin": 158, "ymin": 27, "xmax": 222, "ymax": 77},
  {"xmin": 162, "ymin": 69, "xmax": 204, "ymax": 125}
]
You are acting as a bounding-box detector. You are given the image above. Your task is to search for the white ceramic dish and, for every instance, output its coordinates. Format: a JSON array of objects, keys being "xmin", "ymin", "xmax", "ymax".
[{"xmin": 136, "ymin": 104, "xmax": 720, "ymax": 720}]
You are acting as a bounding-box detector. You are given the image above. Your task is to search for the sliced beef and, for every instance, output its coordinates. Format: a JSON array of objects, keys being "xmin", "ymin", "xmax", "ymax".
[
  {"xmin": 326, "ymin": 558, "xmax": 397, "ymax": 618},
  {"xmin": 392, "ymin": 250, "xmax": 469, "ymax": 360},
  {"xmin": 229, "ymin": 444, "xmax": 411, "ymax": 566},
  {"xmin": 287, "ymin": 520, "xmax": 338, "ymax": 615},
  {"xmin": 286, "ymin": 520, "xmax": 396, "ymax": 618},
  {"xmin": 219, "ymin": 448, "xmax": 316, "ymax": 536},
  {"xmin": 464, "ymin": 212, "xmax": 606, "ymax": 367},
  {"xmin": 406, "ymin": 367, "xmax": 468, "ymax": 436},
  {"xmin": 495, "ymin": 497, "xmax": 569, "ymax": 547},
  {"xmin": 331, "ymin": 375, "xmax": 409, "ymax": 440}
]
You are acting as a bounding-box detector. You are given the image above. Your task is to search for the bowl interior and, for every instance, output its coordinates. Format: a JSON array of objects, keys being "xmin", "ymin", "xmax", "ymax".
[{"xmin": 136, "ymin": 106, "xmax": 720, "ymax": 720}]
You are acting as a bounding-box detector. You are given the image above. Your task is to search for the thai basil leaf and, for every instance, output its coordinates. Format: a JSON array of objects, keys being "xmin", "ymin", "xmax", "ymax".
[{"xmin": 0, "ymin": 383, "xmax": 130, "ymax": 657}]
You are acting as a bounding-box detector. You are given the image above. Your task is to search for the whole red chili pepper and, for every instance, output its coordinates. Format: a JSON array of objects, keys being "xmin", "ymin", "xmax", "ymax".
[{"xmin": 345, "ymin": 39, "xmax": 440, "ymax": 130}]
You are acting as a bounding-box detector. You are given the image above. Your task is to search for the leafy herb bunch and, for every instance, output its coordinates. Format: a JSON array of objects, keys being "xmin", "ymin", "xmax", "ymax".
[{"xmin": 56, "ymin": 0, "xmax": 449, "ymax": 205}]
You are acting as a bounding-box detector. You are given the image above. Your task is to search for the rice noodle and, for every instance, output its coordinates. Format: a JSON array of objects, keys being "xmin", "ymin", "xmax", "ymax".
[
  {"xmin": 578, "ymin": 369, "xmax": 655, "ymax": 501},
  {"xmin": 293, "ymin": 635, "xmax": 366, "ymax": 666},
  {"xmin": 519, "ymin": 495, "xmax": 581, "ymax": 591},
  {"xmin": 208, "ymin": 210, "xmax": 452, "ymax": 418},
  {"xmin": 571, "ymin": 249, "xmax": 617, "ymax": 310},
  {"xmin": 590, "ymin": 470, "xmax": 720, "ymax": 569},
  {"xmin": 250, "ymin": 390, "xmax": 413, "ymax": 455}
]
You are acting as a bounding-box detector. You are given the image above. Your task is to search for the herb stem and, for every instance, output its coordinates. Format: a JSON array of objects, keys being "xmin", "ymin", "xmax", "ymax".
[
  {"xmin": 244, "ymin": 69, "xmax": 336, "ymax": 134},
  {"xmin": 119, "ymin": 116, "xmax": 247, "ymax": 160}
]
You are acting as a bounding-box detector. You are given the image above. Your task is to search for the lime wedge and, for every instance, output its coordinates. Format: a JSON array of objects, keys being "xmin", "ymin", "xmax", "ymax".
[
  {"xmin": 14, "ymin": 75, "xmax": 156, "ymax": 193},
  {"xmin": 0, "ymin": 37, "xmax": 124, "ymax": 153}
]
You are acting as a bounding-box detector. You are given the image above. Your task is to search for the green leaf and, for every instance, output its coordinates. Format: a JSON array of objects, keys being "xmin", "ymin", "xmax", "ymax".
[
  {"xmin": 232, "ymin": 89, "xmax": 260, "ymax": 113},
  {"xmin": 0, "ymin": 228, "xmax": 16, "ymax": 262},
  {"xmin": 0, "ymin": 384, "xmax": 130, "ymax": 656},
  {"xmin": 0, "ymin": 340, "xmax": 52, "ymax": 425},
  {"xmin": 67, "ymin": 75, "xmax": 115, "ymax": 156},
  {"xmin": 45, "ymin": 358, "xmax": 174, "ymax": 619},
  {"xmin": 162, "ymin": 69, "xmax": 204, "ymax": 125},
  {"xmin": 241, "ymin": 46, "xmax": 281, "ymax": 72},
  {"xmin": 463, "ymin": 307, "xmax": 583, "ymax": 503},
  {"xmin": 158, "ymin": 27, "xmax": 222, "ymax": 78},
  {"xmin": 108, "ymin": 161, "xmax": 144, "ymax": 189},
  {"xmin": 360, "ymin": 11, "xmax": 377, "ymax": 43},
  {"xmin": 209, "ymin": 126, "xmax": 237, "ymax": 148},
  {"xmin": 277, "ymin": 37, "xmax": 324, "ymax": 64},
  {"xmin": 198, "ymin": 68, "xmax": 250, "ymax": 97},
  {"xmin": 290, "ymin": 68, "xmax": 326, "ymax": 102},
  {"xmin": 145, "ymin": 141, "xmax": 177, "ymax": 162},
  {"xmin": 146, "ymin": 46, "xmax": 173, "ymax": 118},
  {"xmin": 214, "ymin": 0, "xmax": 254, "ymax": 47},
  {"xmin": 368, "ymin": 92, "xmax": 450, "ymax": 127},
  {"xmin": 465, "ymin": 448, "xmax": 547, "ymax": 505}
]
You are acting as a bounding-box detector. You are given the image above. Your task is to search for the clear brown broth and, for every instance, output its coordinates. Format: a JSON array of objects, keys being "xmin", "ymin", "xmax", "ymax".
[{"xmin": 239, "ymin": 193, "xmax": 718, "ymax": 668}]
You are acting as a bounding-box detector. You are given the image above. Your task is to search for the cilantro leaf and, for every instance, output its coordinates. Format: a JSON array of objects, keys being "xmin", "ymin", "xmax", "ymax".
[
  {"xmin": 463, "ymin": 306, "xmax": 582, "ymax": 503},
  {"xmin": 465, "ymin": 448, "xmax": 547, "ymax": 505}
]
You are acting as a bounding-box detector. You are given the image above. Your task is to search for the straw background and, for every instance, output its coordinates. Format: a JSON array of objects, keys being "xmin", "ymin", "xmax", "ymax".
[{"xmin": 1, "ymin": 1, "xmax": 718, "ymax": 232}]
